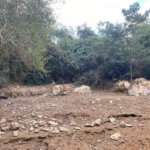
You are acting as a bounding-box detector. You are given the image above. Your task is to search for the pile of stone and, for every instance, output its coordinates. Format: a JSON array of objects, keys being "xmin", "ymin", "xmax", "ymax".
[
  {"xmin": 53, "ymin": 85, "xmax": 92, "ymax": 95},
  {"xmin": 117, "ymin": 78, "xmax": 150, "ymax": 96}
]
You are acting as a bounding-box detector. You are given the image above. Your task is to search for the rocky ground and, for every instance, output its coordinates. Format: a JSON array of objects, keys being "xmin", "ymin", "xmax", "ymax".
[{"xmin": 0, "ymin": 84, "xmax": 150, "ymax": 150}]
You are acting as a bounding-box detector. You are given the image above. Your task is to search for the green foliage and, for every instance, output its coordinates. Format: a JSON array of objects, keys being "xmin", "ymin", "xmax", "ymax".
[
  {"xmin": 1, "ymin": 1, "xmax": 150, "ymax": 88},
  {"xmin": 0, "ymin": 0, "xmax": 56, "ymax": 85}
]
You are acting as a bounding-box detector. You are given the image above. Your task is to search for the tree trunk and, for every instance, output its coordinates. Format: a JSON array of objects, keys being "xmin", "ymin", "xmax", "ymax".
[{"xmin": 130, "ymin": 62, "xmax": 133, "ymax": 82}]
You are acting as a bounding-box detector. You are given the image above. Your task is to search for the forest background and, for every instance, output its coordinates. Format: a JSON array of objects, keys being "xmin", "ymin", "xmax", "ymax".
[{"xmin": 0, "ymin": 0, "xmax": 150, "ymax": 88}]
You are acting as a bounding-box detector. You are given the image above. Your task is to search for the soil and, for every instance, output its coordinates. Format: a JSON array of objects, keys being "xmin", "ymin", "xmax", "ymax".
[{"xmin": 0, "ymin": 84, "xmax": 150, "ymax": 150}]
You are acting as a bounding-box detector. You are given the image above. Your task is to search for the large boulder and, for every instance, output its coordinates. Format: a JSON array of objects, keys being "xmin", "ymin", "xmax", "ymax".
[
  {"xmin": 128, "ymin": 78, "xmax": 150, "ymax": 96},
  {"xmin": 116, "ymin": 81, "xmax": 130, "ymax": 92},
  {"xmin": 74, "ymin": 85, "xmax": 91, "ymax": 94},
  {"xmin": 53, "ymin": 85, "xmax": 64, "ymax": 96}
]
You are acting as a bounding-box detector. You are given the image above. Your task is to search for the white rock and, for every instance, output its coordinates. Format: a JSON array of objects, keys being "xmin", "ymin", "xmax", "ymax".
[
  {"xmin": 51, "ymin": 128, "xmax": 60, "ymax": 134},
  {"xmin": 51, "ymin": 118, "xmax": 57, "ymax": 121},
  {"xmin": 20, "ymin": 125, "xmax": 26, "ymax": 130},
  {"xmin": 48, "ymin": 121, "xmax": 58, "ymax": 126},
  {"xmin": 13, "ymin": 131, "xmax": 19, "ymax": 137},
  {"xmin": 0, "ymin": 131, "xmax": 5, "ymax": 135},
  {"xmin": 34, "ymin": 129, "xmax": 39, "ymax": 133},
  {"xmin": 29, "ymin": 127, "xmax": 34, "ymax": 132},
  {"xmin": 74, "ymin": 85, "xmax": 91, "ymax": 94},
  {"xmin": 70, "ymin": 121, "xmax": 77, "ymax": 126},
  {"xmin": 0, "ymin": 118, "xmax": 6, "ymax": 123},
  {"xmin": 93, "ymin": 119, "xmax": 101, "ymax": 126},
  {"xmin": 75, "ymin": 127, "xmax": 81, "ymax": 130},
  {"xmin": 53, "ymin": 85, "xmax": 64, "ymax": 96},
  {"xmin": 109, "ymin": 117, "xmax": 116, "ymax": 124},
  {"xmin": 92, "ymin": 108, "xmax": 96, "ymax": 111},
  {"xmin": 110, "ymin": 133, "xmax": 121, "ymax": 140},
  {"xmin": 109, "ymin": 100, "xmax": 113, "ymax": 104},
  {"xmin": 1, "ymin": 125, "xmax": 10, "ymax": 131},
  {"xmin": 12, "ymin": 122, "xmax": 20, "ymax": 130},
  {"xmin": 84, "ymin": 123, "xmax": 94, "ymax": 127},
  {"xmin": 120, "ymin": 121, "xmax": 133, "ymax": 128},
  {"xmin": 59, "ymin": 127, "xmax": 69, "ymax": 133},
  {"xmin": 39, "ymin": 121, "xmax": 47, "ymax": 126},
  {"xmin": 40, "ymin": 127, "xmax": 53, "ymax": 132},
  {"xmin": 38, "ymin": 115, "xmax": 43, "ymax": 119},
  {"xmin": 33, "ymin": 124, "xmax": 38, "ymax": 128}
]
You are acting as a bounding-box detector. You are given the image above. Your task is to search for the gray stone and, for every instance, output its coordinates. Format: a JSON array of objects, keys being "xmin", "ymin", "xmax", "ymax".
[
  {"xmin": 70, "ymin": 121, "xmax": 77, "ymax": 126},
  {"xmin": 29, "ymin": 127, "xmax": 34, "ymax": 132},
  {"xmin": 84, "ymin": 123, "xmax": 94, "ymax": 127},
  {"xmin": 51, "ymin": 118, "xmax": 57, "ymax": 121},
  {"xmin": 1, "ymin": 125, "xmax": 10, "ymax": 131},
  {"xmin": 39, "ymin": 120, "xmax": 47, "ymax": 126},
  {"xmin": 93, "ymin": 119, "xmax": 101, "ymax": 126},
  {"xmin": 11, "ymin": 122, "xmax": 20, "ymax": 130},
  {"xmin": 48, "ymin": 121, "xmax": 58, "ymax": 126},
  {"xmin": 0, "ymin": 118, "xmax": 6, "ymax": 123},
  {"xmin": 110, "ymin": 133, "xmax": 121, "ymax": 140},
  {"xmin": 40, "ymin": 127, "xmax": 53, "ymax": 132},
  {"xmin": 59, "ymin": 127, "xmax": 69, "ymax": 133},
  {"xmin": 109, "ymin": 117, "xmax": 116, "ymax": 124},
  {"xmin": 38, "ymin": 115, "xmax": 43, "ymax": 119},
  {"xmin": 0, "ymin": 131, "xmax": 5, "ymax": 135},
  {"xmin": 92, "ymin": 108, "xmax": 96, "ymax": 111},
  {"xmin": 120, "ymin": 121, "xmax": 133, "ymax": 128},
  {"xmin": 51, "ymin": 104, "xmax": 56, "ymax": 107},
  {"xmin": 13, "ymin": 130, "xmax": 19, "ymax": 137},
  {"xmin": 75, "ymin": 127, "xmax": 81, "ymax": 130},
  {"xmin": 34, "ymin": 129, "xmax": 39, "ymax": 133},
  {"xmin": 20, "ymin": 125, "xmax": 26, "ymax": 130},
  {"xmin": 51, "ymin": 128, "xmax": 60, "ymax": 134}
]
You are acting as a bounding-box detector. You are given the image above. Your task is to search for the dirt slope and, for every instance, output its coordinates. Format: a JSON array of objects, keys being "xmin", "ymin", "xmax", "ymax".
[{"xmin": 0, "ymin": 85, "xmax": 150, "ymax": 150}]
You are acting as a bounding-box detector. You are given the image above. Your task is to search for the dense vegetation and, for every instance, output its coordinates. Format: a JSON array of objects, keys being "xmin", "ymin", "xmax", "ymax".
[{"xmin": 0, "ymin": 1, "xmax": 150, "ymax": 88}]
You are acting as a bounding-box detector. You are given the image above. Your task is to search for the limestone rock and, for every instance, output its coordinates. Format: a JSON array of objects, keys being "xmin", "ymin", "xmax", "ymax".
[
  {"xmin": 110, "ymin": 133, "xmax": 121, "ymax": 140},
  {"xmin": 38, "ymin": 115, "xmax": 43, "ymax": 119},
  {"xmin": 128, "ymin": 78, "xmax": 150, "ymax": 96},
  {"xmin": 93, "ymin": 119, "xmax": 101, "ymax": 126},
  {"xmin": 84, "ymin": 123, "xmax": 94, "ymax": 127},
  {"xmin": 11, "ymin": 122, "xmax": 20, "ymax": 130},
  {"xmin": 0, "ymin": 131, "xmax": 5, "ymax": 135},
  {"xmin": 40, "ymin": 127, "xmax": 53, "ymax": 132},
  {"xmin": 13, "ymin": 130, "xmax": 19, "ymax": 137},
  {"xmin": 34, "ymin": 129, "xmax": 39, "ymax": 133},
  {"xmin": 1, "ymin": 125, "xmax": 11, "ymax": 131},
  {"xmin": 109, "ymin": 117, "xmax": 116, "ymax": 124},
  {"xmin": 0, "ymin": 118, "xmax": 6, "ymax": 123},
  {"xmin": 75, "ymin": 127, "xmax": 81, "ymax": 130},
  {"xmin": 48, "ymin": 121, "xmax": 58, "ymax": 126},
  {"xmin": 74, "ymin": 85, "xmax": 91, "ymax": 94},
  {"xmin": 39, "ymin": 121, "xmax": 47, "ymax": 126},
  {"xmin": 51, "ymin": 118, "xmax": 57, "ymax": 121},
  {"xmin": 29, "ymin": 127, "xmax": 34, "ymax": 132},
  {"xmin": 59, "ymin": 127, "xmax": 69, "ymax": 133},
  {"xmin": 120, "ymin": 121, "xmax": 133, "ymax": 128},
  {"xmin": 117, "ymin": 81, "xmax": 130, "ymax": 92},
  {"xmin": 53, "ymin": 85, "xmax": 64, "ymax": 96},
  {"xmin": 70, "ymin": 121, "xmax": 77, "ymax": 126},
  {"xmin": 51, "ymin": 128, "xmax": 60, "ymax": 134}
]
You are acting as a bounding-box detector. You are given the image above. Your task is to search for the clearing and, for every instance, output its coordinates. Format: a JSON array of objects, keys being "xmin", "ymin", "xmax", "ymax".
[{"xmin": 0, "ymin": 84, "xmax": 150, "ymax": 150}]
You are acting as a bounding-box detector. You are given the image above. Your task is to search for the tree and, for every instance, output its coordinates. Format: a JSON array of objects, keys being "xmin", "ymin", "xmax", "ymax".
[
  {"xmin": 122, "ymin": 2, "xmax": 150, "ymax": 81},
  {"xmin": 0, "ymin": 0, "xmax": 55, "ymax": 85},
  {"xmin": 77, "ymin": 24, "xmax": 97, "ymax": 39}
]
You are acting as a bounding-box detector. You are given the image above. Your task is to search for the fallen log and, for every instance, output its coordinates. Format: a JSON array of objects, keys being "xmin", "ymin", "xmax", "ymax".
[{"xmin": 0, "ymin": 96, "xmax": 8, "ymax": 99}]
